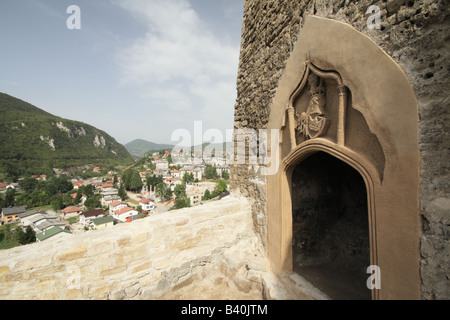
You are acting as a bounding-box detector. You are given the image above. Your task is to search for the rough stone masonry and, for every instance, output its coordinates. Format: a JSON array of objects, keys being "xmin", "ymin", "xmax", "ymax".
[
  {"xmin": 0, "ymin": 197, "xmax": 269, "ymax": 299},
  {"xmin": 230, "ymin": 0, "xmax": 449, "ymax": 299}
]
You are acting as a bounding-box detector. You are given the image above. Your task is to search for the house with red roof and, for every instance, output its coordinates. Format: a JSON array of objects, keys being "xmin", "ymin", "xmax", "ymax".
[
  {"xmin": 109, "ymin": 201, "xmax": 127, "ymax": 214},
  {"xmin": 164, "ymin": 177, "xmax": 174, "ymax": 184},
  {"xmin": 101, "ymin": 181, "xmax": 114, "ymax": 190},
  {"xmin": 139, "ymin": 198, "xmax": 156, "ymax": 213},
  {"xmin": 73, "ymin": 182, "xmax": 84, "ymax": 189},
  {"xmin": 112, "ymin": 206, "xmax": 138, "ymax": 223},
  {"xmin": 71, "ymin": 193, "xmax": 87, "ymax": 205},
  {"xmin": 171, "ymin": 170, "xmax": 180, "ymax": 178},
  {"xmin": 61, "ymin": 206, "xmax": 83, "ymax": 218}
]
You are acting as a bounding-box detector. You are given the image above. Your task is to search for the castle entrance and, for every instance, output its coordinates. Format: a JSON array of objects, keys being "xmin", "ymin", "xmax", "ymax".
[
  {"xmin": 265, "ymin": 16, "xmax": 421, "ymax": 299},
  {"xmin": 291, "ymin": 151, "xmax": 371, "ymax": 299}
]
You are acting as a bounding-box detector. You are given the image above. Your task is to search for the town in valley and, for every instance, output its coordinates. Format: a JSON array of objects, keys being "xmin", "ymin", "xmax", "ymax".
[{"xmin": 0, "ymin": 148, "xmax": 231, "ymax": 248}]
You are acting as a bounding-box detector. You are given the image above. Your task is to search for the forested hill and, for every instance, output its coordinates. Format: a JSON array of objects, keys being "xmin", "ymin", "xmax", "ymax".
[
  {"xmin": 124, "ymin": 139, "xmax": 174, "ymax": 159},
  {"xmin": 0, "ymin": 92, "xmax": 133, "ymax": 178}
]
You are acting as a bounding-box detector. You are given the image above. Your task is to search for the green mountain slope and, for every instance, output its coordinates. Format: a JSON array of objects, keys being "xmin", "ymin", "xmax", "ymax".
[
  {"xmin": 0, "ymin": 92, "xmax": 133, "ymax": 176},
  {"xmin": 124, "ymin": 139, "xmax": 174, "ymax": 158}
]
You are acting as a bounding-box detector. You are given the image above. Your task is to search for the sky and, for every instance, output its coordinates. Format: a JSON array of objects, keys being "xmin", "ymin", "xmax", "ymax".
[{"xmin": 0, "ymin": 0, "xmax": 244, "ymax": 146}]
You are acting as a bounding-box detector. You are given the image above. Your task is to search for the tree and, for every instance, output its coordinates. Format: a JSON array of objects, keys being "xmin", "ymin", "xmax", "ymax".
[
  {"xmin": 182, "ymin": 172, "xmax": 194, "ymax": 184},
  {"xmin": 118, "ymin": 183, "xmax": 127, "ymax": 201},
  {"xmin": 146, "ymin": 175, "xmax": 163, "ymax": 189},
  {"xmin": 155, "ymin": 183, "xmax": 172, "ymax": 202},
  {"xmin": 121, "ymin": 169, "xmax": 132, "ymax": 190},
  {"xmin": 84, "ymin": 195, "xmax": 101, "ymax": 210},
  {"xmin": 174, "ymin": 183, "xmax": 190, "ymax": 209},
  {"xmin": 122, "ymin": 169, "xmax": 142, "ymax": 192},
  {"xmin": 15, "ymin": 226, "xmax": 36, "ymax": 245},
  {"xmin": 129, "ymin": 171, "xmax": 143, "ymax": 192},
  {"xmin": 74, "ymin": 191, "xmax": 82, "ymax": 205},
  {"xmin": 83, "ymin": 184, "xmax": 95, "ymax": 198},
  {"xmin": 51, "ymin": 196, "xmax": 64, "ymax": 211},
  {"xmin": 204, "ymin": 164, "xmax": 218, "ymax": 179},
  {"xmin": 174, "ymin": 194, "xmax": 190, "ymax": 209},
  {"xmin": 5, "ymin": 163, "xmax": 20, "ymax": 182},
  {"xmin": 173, "ymin": 183, "xmax": 186, "ymax": 198},
  {"xmin": 216, "ymin": 179, "xmax": 227, "ymax": 194},
  {"xmin": 0, "ymin": 224, "xmax": 14, "ymax": 244},
  {"xmin": 202, "ymin": 189, "xmax": 211, "ymax": 201},
  {"xmin": 208, "ymin": 180, "xmax": 228, "ymax": 199},
  {"xmin": 19, "ymin": 177, "xmax": 38, "ymax": 193},
  {"xmin": 45, "ymin": 175, "xmax": 72, "ymax": 195},
  {"xmin": 24, "ymin": 226, "xmax": 36, "ymax": 244},
  {"xmin": 221, "ymin": 170, "xmax": 229, "ymax": 180},
  {"xmin": 4, "ymin": 188, "xmax": 15, "ymax": 207}
]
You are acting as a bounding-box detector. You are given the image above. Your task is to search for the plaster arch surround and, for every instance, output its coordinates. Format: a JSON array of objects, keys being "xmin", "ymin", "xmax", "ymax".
[{"xmin": 266, "ymin": 16, "xmax": 420, "ymax": 300}]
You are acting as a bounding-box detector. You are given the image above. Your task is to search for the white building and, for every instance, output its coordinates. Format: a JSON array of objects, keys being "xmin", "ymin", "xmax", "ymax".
[
  {"xmin": 139, "ymin": 198, "xmax": 156, "ymax": 213},
  {"xmin": 156, "ymin": 160, "xmax": 169, "ymax": 170},
  {"xmin": 180, "ymin": 166, "xmax": 203, "ymax": 181},
  {"xmin": 112, "ymin": 207, "xmax": 138, "ymax": 223},
  {"xmin": 79, "ymin": 209, "xmax": 105, "ymax": 226},
  {"xmin": 101, "ymin": 188, "xmax": 121, "ymax": 206},
  {"xmin": 26, "ymin": 214, "xmax": 67, "ymax": 233},
  {"xmin": 109, "ymin": 201, "xmax": 127, "ymax": 214},
  {"xmin": 215, "ymin": 166, "xmax": 230, "ymax": 178},
  {"xmin": 18, "ymin": 210, "xmax": 41, "ymax": 227},
  {"xmin": 185, "ymin": 182, "xmax": 218, "ymax": 207}
]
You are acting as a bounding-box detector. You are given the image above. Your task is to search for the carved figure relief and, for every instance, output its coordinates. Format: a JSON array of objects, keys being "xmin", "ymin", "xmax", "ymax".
[{"xmin": 296, "ymin": 74, "xmax": 329, "ymax": 139}]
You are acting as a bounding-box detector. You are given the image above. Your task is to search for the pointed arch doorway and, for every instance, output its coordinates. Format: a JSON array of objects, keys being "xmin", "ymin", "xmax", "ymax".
[
  {"xmin": 279, "ymin": 141, "xmax": 380, "ymax": 300},
  {"xmin": 291, "ymin": 151, "xmax": 371, "ymax": 300}
]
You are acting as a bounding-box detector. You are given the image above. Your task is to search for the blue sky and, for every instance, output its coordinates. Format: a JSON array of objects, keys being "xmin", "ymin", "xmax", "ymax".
[{"xmin": 0, "ymin": 0, "xmax": 244, "ymax": 145}]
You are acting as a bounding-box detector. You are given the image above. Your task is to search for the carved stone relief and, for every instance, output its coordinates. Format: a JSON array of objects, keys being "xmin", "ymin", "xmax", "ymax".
[
  {"xmin": 296, "ymin": 73, "xmax": 329, "ymax": 140},
  {"xmin": 285, "ymin": 60, "xmax": 348, "ymax": 151}
]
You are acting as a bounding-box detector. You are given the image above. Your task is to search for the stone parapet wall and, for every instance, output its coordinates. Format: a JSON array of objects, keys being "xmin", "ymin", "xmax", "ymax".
[
  {"xmin": 0, "ymin": 196, "xmax": 269, "ymax": 300},
  {"xmin": 232, "ymin": 0, "xmax": 449, "ymax": 299}
]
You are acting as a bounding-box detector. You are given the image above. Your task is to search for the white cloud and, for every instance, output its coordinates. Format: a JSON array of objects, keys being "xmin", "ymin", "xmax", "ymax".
[
  {"xmin": 141, "ymin": 86, "xmax": 193, "ymax": 112},
  {"xmin": 114, "ymin": 0, "xmax": 240, "ymax": 139},
  {"xmin": 116, "ymin": 0, "xmax": 238, "ymax": 83}
]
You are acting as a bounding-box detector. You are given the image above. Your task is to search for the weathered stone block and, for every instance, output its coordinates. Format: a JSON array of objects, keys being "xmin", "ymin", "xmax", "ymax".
[
  {"xmin": 129, "ymin": 261, "xmax": 152, "ymax": 274},
  {"xmin": 116, "ymin": 236, "xmax": 132, "ymax": 248},
  {"xmin": 87, "ymin": 241, "xmax": 115, "ymax": 257},
  {"xmin": 133, "ymin": 232, "xmax": 150, "ymax": 244},
  {"xmin": 153, "ymin": 259, "xmax": 172, "ymax": 270},
  {"xmin": 57, "ymin": 244, "xmax": 87, "ymax": 262},
  {"xmin": 12, "ymin": 255, "xmax": 53, "ymax": 272},
  {"xmin": 100, "ymin": 265, "xmax": 127, "ymax": 277},
  {"xmin": 88, "ymin": 282, "xmax": 118, "ymax": 299},
  {"xmin": 0, "ymin": 266, "xmax": 10, "ymax": 275}
]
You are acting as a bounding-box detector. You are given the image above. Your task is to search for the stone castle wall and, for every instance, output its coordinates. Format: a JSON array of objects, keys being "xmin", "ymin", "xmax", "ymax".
[
  {"xmin": 230, "ymin": 0, "xmax": 449, "ymax": 299},
  {"xmin": 0, "ymin": 197, "xmax": 269, "ymax": 300}
]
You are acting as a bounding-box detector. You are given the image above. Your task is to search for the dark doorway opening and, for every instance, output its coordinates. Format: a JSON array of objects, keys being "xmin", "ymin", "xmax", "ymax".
[{"xmin": 291, "ymin": 152, "xmax": 371, "ymax": 299}]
